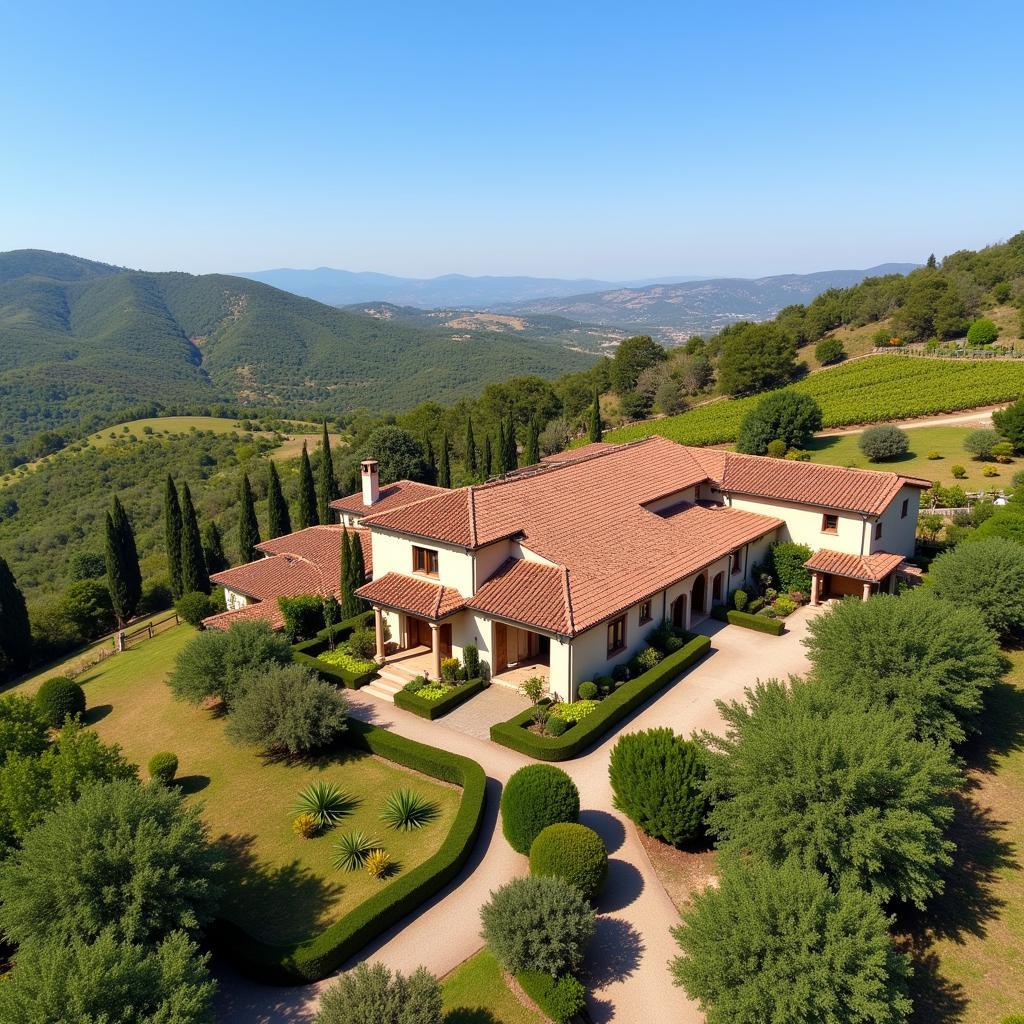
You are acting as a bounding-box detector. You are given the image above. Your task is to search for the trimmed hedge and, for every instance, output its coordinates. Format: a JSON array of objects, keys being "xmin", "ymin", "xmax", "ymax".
[
  {"xmin": 209, "ymin": 719, "xmax": 487, "ymax": 982},
  {"xmin": 517, "ymin": 971, "xmax": 587, "ymax": 1024},
  {"xmin": 711, "ymin": 606, "xmax": 785, "ymax": 636},
  {"xmin": 394, "ymin": 678, "xmax": 486, "ymax": 719},
  {"xmin": 490, "ymin": 634, "xmax": 711, "ymax": 760},
  {"xmin": 292, "ymin": 609, "xmax": 379, "ymax": 687}
]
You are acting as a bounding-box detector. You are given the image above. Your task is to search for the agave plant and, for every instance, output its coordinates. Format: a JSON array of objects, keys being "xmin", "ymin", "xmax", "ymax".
[
  {"xmin": 365, "ymin": 848, "xmax": 393, "ymax": 879},
  {"xmin": 294, "ymin": 781, "xmax": 354, "ymax": 830},
  {"xmin": 332, "ymin": 830, "xmax": 378, "ymax": 871},
  {"xmin": 382, "ymin": 789, "xmax": 438, "ymax": 831}
]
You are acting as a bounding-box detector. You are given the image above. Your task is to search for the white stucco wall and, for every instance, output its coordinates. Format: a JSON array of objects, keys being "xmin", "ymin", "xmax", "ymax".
[
  {"xmin": 643, "ymin": 486, "xmax": 697, "ymax": 514},
  {"xmin": 223, "ymin": 587, "xmax": 249, "ymax": 611},
  {"xmin": 868, "ymin": 484, "xmax": 921, "ymax": 557},
  {"xmin": 728, "ymin": 495, "xmax": 869, "ymax": 555},
  {"xmin": 369, "ymin": 529, "xmax": 475, "ymax": 597}
]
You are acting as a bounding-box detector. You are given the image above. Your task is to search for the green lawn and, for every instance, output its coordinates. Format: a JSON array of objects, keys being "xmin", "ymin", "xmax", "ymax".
[
  {"xmin": 805, "ymin": 425, "xmax": 1015, "ymax": 491},
  {"xmin": 442, "ymin": 950, "xmax": 547, "ymax": 1024},
  {"xmin": 10, "ymin": 625, "xmax": 460, "ymax": 945}
]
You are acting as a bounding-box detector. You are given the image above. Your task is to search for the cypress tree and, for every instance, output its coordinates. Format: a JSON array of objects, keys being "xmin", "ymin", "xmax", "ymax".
[
  {"xmin": 317, "ymin": 421, "xmax": 337, "ymax": 525},
  {"xmin": 105, "ymin": 497, "xmax": 141, "ymax": 627},
  {"xmin": 424, "ymin": 438, "xmax": 438, "ymax": 486},
  {"xmin": 524, "ymin": 419, "xmax": 540, "ymax": 466},
  {"xmin": 0, "ymin": 555, "xmax": 32, "ymax": 679},
  {"xmin": 482, "ymin": 435, "xmax": 493, "ymax": 478},
  {"xmin": 179, "ymin": 483, "xmax": 210, "ymax": 594},
  {"xmin": 465, "ymin": 417, "xmax": 478, "ymax": 477},
  {"xmin": 438, "ymin": 432, "xmax": 452, "ymax": 488},
  {"xmin": 350, "ymin": 531, "xmax": 368, "ymax": 612},
  {"xmin": 164, "ymin": 475, "xmax": 183, "ymax": 599},
  {"xmin": 202, "ymin": 521, "xmax": 229, "ymax": 574},
  {"xmin": 497, "ymin": 420, "xmax": 506, "ymax": 476},
  {"xmin": 266, "ymin": 461, "xmax": 291, "ymax": 539},
  {"xmin": 503, "ymin": 412, "xmax": 518, "ymax": 473},
  {"xmin": 339, "ymin": 528, "xmax": 358, "ymax": 619},
  {"xmin": 589, "ymin": 387, "xmax": 603, "ymax": 442},
  {"xmin": 296, "ymin": 442, "xmax": 318, "ymax": 529},
  {"xmin": 238, "ymin": 473, "xmax": 261, "ymax": 564}
]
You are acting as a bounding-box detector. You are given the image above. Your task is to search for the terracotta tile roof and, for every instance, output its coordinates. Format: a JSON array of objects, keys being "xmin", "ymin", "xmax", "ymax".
[
  {"xmin": 468, "ymin": 558, "xmax": 574, "ymax": 634},
  {"xmin": 355, "ymin": 572, "xmax": 465, "ymax": 621},
  {"xmin": 330, "ymin": 480, "xmax": 446, "ymax": 517},
  {"xmin": 257, "ymin": 525, "xmax": 372, "ymax": 576},
  {"xmin": 804, "ymin": 548, "xmax": 906, "ymax": 582},
  {"xmin": 541, "ymin": 442, "xmax": 618, "ymax": 464},
  {"xmin": 712, "ymin": 452, "xmax": 930, "ymax": 515},
  {"xmin": 210, "ymin": 553, "xmax": 325, "ymax": 603},
  {"xmin": 202, "ymin": 600, "xmax": 284, "ymax": 632}
]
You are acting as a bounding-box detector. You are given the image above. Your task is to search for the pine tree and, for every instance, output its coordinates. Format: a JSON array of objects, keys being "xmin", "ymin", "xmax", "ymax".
[
  {"xmin": 164, "ymin": 476, "xmax": 183, "ymax": 599},
  {"xmin": 502, "ymin": 412, "xmax": 518, "ymax": 474},
  {"xmin": 524, "ymin": 419, "xmax": 540, "ymax": 466},
  {"xmin": 179, "ymin": 483, "xmax": 210, "ymax": 594},
  {"xmin": 588, "ymin": 387, "xmax": 603, "ymax": 443},
  {"xmin": 926, "ymin": 253, "xmax": 937, "ymax": 269},
  {"xmin": 105, "ymin": 497, "xmax": 141, "ymax": 627},
  {"xmin": 266, "ymin": 461, "xmax": 291, "ymax": 539},
  {"xmin": 465, "ymin": 417, "xmax": 478, "ymax": 477},
  {"xmin": 296, "ymin": 442, "xmax": 318, "ymax": 529},
  {"xmin": 482, "ymin": 435, "xmax": 493, "ymax": 478},
  {"xmin": 238, "ymin": 473, "xmax": 261, "ymax": 564},
  {"xmin": 438, "ymin": 432, "xmax": 452, "ymax": 488},
  {"xmin": 201, "ymin": 521, "xmax": 229, "ymax": 574},
  {"xmin": 317, "ymin": 421, "xmax": 337, "ymax": 525},
  {"xmin": 424, "ymin": 438, "xmax": 438, "ymax": 486},
  {"xmin": 0, "ymin": 555, "xmax": 32, "ymax": 679}
]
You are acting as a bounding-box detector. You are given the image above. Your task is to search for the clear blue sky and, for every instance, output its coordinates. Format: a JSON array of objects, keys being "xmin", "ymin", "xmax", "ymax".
[{"xmin": 3, "ymin": 0, "xmax": 1023, "ymax": 279}]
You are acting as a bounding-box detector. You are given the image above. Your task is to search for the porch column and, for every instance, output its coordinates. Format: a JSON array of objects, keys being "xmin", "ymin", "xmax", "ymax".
[
  {"xmin": 888, "ymin": 573, "xmax": 897, "ymax": 594},
  {"xmin": 430, "ymin": 622, "xmax": 442, "ymax": 680},
  {"xmin": 810, "ymin": 572, "xmax": 821, "ymax": 606},
  {"xmin": 373, "ymin": 607, "xmax": 385, "ymax": 664},
  {"xmin": 861, "ymin": 581, "xmax": 872, "ymax": 602}
]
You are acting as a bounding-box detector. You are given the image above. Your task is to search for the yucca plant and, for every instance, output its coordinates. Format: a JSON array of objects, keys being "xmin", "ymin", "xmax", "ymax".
[
  {"xmin": 333, "ymin": 830, "xmax": 378, "ymax": 871},
  {"xmin": 382, "ymin": 789, "xmax": 438, "ymax": 831},
  {"xmin": 295, "ymin": 781, "xmax": 354, "ymax": 830},
  {"xmin": 292, "ymin": 812, "xmax": 319, "ymax": 839},
  {"xmin": 365, "ymin": 848, "xmax": 393, "ymax": 879}
]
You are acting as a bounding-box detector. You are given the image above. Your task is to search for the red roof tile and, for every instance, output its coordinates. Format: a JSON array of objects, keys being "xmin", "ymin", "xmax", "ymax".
[
  {"xmin": 330, "ymin": 480, "xmax": 446, "ymax": 517},
  {"xmin": 355, "ymin": 572, "xmax": 465, "ymax": 620},
  {"xmin": 257, "ymin": 525, "xmax": 372, "ymax": 576},
  {"xmin": 468, "ymin": 558, "xmax": 574, "ymax": 634},
  {"xmin": 202, "ymin": 600, "xmax": 284, "ymax": 632},
  {"xmin": 804, "ymin": 548, "xmax": 906, "ymax": 582}
]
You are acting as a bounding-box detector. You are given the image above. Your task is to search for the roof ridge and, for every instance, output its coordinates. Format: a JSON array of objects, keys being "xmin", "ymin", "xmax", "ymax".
[
  {"xmin": 467, "ymin": 487, "xmax": 478, "ymax": 547},
  {"xmin": 561, "ymin": 565, "xmax": 575, "ymax": 634},
  {"xmin": 360, "ymin": 486, "xmax": 464, "ymax": 525}
]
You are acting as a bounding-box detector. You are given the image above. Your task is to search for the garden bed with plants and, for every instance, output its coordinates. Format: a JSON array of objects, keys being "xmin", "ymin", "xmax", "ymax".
[
  {"xmin": 710, "ymin": 542, "xmax": 810, "ymax": 635},
  {"xmin": 394, "ymin": 645, "xmax": 488, "ymax": 720},
  {"xmin": 292, "ymin": 611, "xmax": 380, "ymax": 688},
  {"xmin": 490, "ymin": 625, "xmax": 711, "ymax": 761}
]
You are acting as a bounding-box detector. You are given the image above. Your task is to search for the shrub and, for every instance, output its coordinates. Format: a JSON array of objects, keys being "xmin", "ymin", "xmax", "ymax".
[
  {"xmin": 993, "ymin": 440, "xmax": 1015, "ymax": 462},
  {"xmin": 278, "ymin": 595, "xmax": 326, "ymax": 643},
  {"xmin": 0, "ymin": 779, "xmax": 222, "ymax": 946},
  {"xmin": 634, "ymin": 646, "xmax": 663, "ymax": 671},
  {"xmin": 293, "ymin": 812, "xmax": 318, "ymax": 839},
  {"xmin": 549, "ymin": 699, "xmax": 599, "ymax": 724},
  {"xmin": 332, "ymin": 831, "xmax": 377, "ymax": 871},
  {"xmin": 765, "ymin": 438, "xmax": 786, "ymax": 458},
  {"xmin": 814, "ymin": 337, "xmax": 846, "ymax": 365},
  {"xmin": 983, "ymin": 464, "xmax": 999, "ymax": 477},
  {"xmin": 609, "ymin": 728, "xmax": 707, "ymax": 846},
  {"xmin": 545, "ymin": 716, "xmax": 569, "ymax": 737},
  {"xmin": 928, "ymin": 537, "xmax": 1024, "ymax": 637},
  {"xmin": 732, "ymin": 589, "xmax": 748, "ymax": 611},
  {"xmin": 966, "ymin": 317, "xmax": 999, "ymax": 346},
  {"xmin": 462, "ymin": 643, "xmax": 480, "ymax": 678},
  {"xmin": 804, "ymin": 589, "xmax": 1003, "ymax": 745},
  {"xmin": 404, "ymin": 676, "xmax": 425, "ymax": 694},
  {"xmin": 926, "ymin": 450, "xmax": 941, "ymax": 460},
  {"xmin": 34, "ymin": 676, "xmax": 85, "ymax": 728},
  {"xmin": 770, "ymin": 595, "xmax": 797, "ymax": 617},
  {"xmin": 316, "ymin": 962, "xmax": 441, "ymax": 1024},
  {"xmin": 703, "ymin": 678, "xmax": 959, "ymax": 906},
  {"xmin": 365, "ymin": 849, "xmax": 393, "ymax": 879},
  {"xmin": 577, "ymin": 680, "xmax": 598, "ymax": 701},
  {"xmin": 295, "ymin": 781, "xmax": 354, "ymax": 830},
  {"xmin": 501, "ymin": 765, "xmax": 580, "ymax": 854},
  {"xmin": 382, "ymin": 790, "xmax": 439, "ymax": 831},
  {"xmin": 768, "ymin": 541, "xmax": 813, "ymax": 593},
  {"xmin": 147, "ymin": 752, "xmax": 178, "ymax": 786},
  {"xmin": 175, "ymin": 591, "xmax": 218, "ymax": 628},
  {"xmin": 226, "ymin": 663, "xmax": 348, "ymax": 756},
  {"xmin": 858, "ymin": 424, "xmax": 910, "ymax": 462},
  {"xmin": 951, "ymin": 463, "xmax": 967, "ymax": 479},
  {"xmin": 529, "ymin": 823, "xmax": 608, "ymax": 901},
  {"xmin": 647, "ymin": 620, "xmax": 685, "ymax": 654},
  {"xmin": 480, "ymin": 875, "xmax": 595, "ymax": 977},
  {"xmin": 345, "ymin": 626, "xmax": 378, "ymax": 660},
  {"xmin": 440, "ymin": 657, "xmax": 460, "ymax": 682},
  {"xmin": 671, "ymin": 857, "xmax": 911, "ymax": 1024},
  {"xmin": 871, "ymin": 326, "xmax": 893, "ymax": 346},
  {"xmin": 317, "ymin": 648, "xmax": 377, "ymax": 674},
  {"xmin": 517, "ymin": 971, "xmax": 586, "ymax": 1024},
  {"xmin": 965, "ymin": 427, "xmax": 1001, "ymax": 460},
  {"xmin": 520, "ymin": 676, "xmax": 547, "ymax": 704},
  {"xmin": 736, "ymin": 391, "xmax": 823, "ymax": 455},
  {"xmin": 993, "ymin": 396, "xmax": 1024, "ymax": 451}
]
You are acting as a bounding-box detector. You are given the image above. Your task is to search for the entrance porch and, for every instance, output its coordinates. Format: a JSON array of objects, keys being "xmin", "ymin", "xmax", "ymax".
[
  {"xmin": 804, "ymin": 549, "xmax": 906, "ymax": 605},
  {"xmin": 492, "ymin": 621, "xmax": 551, "ymax": 689}
]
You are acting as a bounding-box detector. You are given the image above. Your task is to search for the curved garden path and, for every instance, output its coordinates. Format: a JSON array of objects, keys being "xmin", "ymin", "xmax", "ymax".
[{"xmin": 215, "ymin": 608, "xmax": 818, "ymax": 1023}]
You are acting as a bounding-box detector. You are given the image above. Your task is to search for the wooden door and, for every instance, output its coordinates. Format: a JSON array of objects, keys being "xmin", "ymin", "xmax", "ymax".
[
  {"xmin": 691, "ymin": 574, "xmax": 707, "ymax": 615},
  {"xmin": 672, "ymin": 594, "xmax": 687, "ymax": 629},
  {"xmin": 440, "ymin": 623, "xmax": 452, "ymax": 658},
  {"xmin": 494, "ymin": 622, "xmax": 508, "ymax": 673}
]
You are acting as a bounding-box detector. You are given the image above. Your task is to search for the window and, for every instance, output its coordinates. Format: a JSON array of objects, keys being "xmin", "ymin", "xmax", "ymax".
[
  {"xmin": 901, "ymin": 498, "xmax": 909, "ymax": 519},
  {"xmin": 412, "ymin": 546, "xmax": 439, "ymax": 576},
  {"xmin": 731, "ymin": 548, "xmax": 743, "ymax": 575},
  {"xmin": 607, "ymin": 616, "xmax": 626, "ymax": 657},
  {"xmin": 874, "ymin": 521, "xmax": 883, "ymax": 541},
  {"xmin": 638, "ymin": 600, "xmax": 652, "ymax": 625},
  {"xmin": 821, "ymin": 513, "xmax": 839, "ymax": 534}
]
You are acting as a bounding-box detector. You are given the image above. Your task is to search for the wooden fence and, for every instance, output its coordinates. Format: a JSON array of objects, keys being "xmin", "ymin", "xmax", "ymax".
[{"xmin": 120, "ymin": 612, "xmax": 179, "ymax": 651}]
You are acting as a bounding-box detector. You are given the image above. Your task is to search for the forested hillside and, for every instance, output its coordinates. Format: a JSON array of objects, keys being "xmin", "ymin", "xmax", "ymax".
[{"xmin": 0, "ymin": 250, "xmax": 596, "ymax": 448}]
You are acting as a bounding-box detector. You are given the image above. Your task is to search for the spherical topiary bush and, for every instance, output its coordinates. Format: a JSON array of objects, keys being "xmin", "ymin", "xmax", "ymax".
[
  {"xmin": 501, "ymin": 764, "xmax": 580, "ymax": 855},
  {"xmin": 34, "ymin": 676, "xmax": 86, "ymax": 728},
  {"xmin": 148, "ymin": 752, "xmax": 178, "ymax": 786},
  {"xmin": 529, "ymin": 822, "xmax": 608, "ymax": 901},
  {"xmin": 858, "ymin": 424, "xmax": 910, "ymax": 462},
  {"xmin": 609, "ymin": 728, "xmax": 707, "ymax": 846},
  {"xmin": 577, "ymin": 680, "xmax": 598, "ymax": 701}
]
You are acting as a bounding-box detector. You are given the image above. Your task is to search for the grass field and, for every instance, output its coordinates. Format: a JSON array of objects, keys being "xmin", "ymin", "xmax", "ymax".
[
  {"xmin": 605, "ymin": 355, "xmax": 1024, "ymax": 448},
  {"xmin": 9, "ymin": 625, "xmax": 460, "ymax": 945},
  {"xmin": 806, "ymin": 425, "xmax": 1017, "ymax": 490},
  {"xmin": 442, "ymin": 950, "xmax": 546, "ymax": 1024}
]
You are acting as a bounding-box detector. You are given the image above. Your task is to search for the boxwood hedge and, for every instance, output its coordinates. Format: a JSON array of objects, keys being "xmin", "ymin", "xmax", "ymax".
[
  {"xmin": 208, "ymin": 718, "xmax": 487, "ymax": 982},
  {"xmin": 516, "ymin": 971, "xmax": 587, "ymax": 1023},
  {"xmin": 710, "ymin": 606, "xmax": 785, "ymax": 635},
  {"xmin": 394, "ymin": 678, "xmax": 486, "ymax": 719},
  {"xmin": 490, "ymin": 634, "xmax": 710, "ymax": 760},
  {"xmin": 292, "ymin": 610, "xmax": 378, "ymax": 688}
]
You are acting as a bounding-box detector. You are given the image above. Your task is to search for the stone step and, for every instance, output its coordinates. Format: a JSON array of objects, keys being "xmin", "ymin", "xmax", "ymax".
[
  {"xmin": 362, "ymin": 682, "xmax": 397, "ymax": 703},
  {"xmin": 377, "ymin": 667, "xmax": 414, "ymax": 686}
]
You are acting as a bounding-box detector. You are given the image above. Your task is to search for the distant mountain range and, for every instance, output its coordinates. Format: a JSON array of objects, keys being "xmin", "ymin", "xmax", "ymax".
[
  {"xmin": 235, "ymin": 267, "xmax": 706, "ymax": 308},
  {"xmin": 0, "ymin": 250, "xmax": 596, "ymax": 446},
  {"xmin": 494, "ymin": 264, "xmax": 920, "ymax": 341}
]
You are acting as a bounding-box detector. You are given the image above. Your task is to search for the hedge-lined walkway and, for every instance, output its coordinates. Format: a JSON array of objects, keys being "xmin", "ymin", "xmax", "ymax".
[{"xmin": 215, "ymin": 608, "xmax": 819, "ymax": 1023}]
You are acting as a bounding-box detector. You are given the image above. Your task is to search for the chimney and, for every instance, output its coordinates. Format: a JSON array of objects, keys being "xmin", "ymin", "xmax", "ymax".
[{"xmin": 361, "ymin": 459, "xmax": 380, "ymax": 507}]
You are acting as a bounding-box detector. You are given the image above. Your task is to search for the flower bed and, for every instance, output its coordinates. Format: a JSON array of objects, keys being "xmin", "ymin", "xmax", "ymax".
[
  {"xmin": 209, "ymin": 719, "xmax": 487, "ymax": 982},
  {"xmin": 292, "ymin": 610, "xmax": 378, "ymax": 689},
  {"xmin": 316, "ymin": 648, "xmax": 377, "ymax": 674},
  {"xmin": 490, "ymin": 634, "xmax": 711, "ymax": 761},
  {"xmin": 394, "ymin": 678, "xmax": 487, "ymax": 720}
]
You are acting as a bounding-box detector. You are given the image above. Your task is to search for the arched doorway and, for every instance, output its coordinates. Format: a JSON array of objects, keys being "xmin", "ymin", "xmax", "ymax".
[
  {"xmin": 671, "ymin": 593, "xmax": 687, "ymax": 630},
  {"xmin": 691, "ymin": 574, "xmax": 707, "ymax": 616},
  {"xmin": 712, "ymin": 571, "xmax": 725, "ymax": 604}
]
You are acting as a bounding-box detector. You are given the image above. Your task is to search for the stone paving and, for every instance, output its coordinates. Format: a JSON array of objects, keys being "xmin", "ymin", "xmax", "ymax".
[{"xmin": 440, "ymin": 681, "xmax": 530, "ymax": 740}]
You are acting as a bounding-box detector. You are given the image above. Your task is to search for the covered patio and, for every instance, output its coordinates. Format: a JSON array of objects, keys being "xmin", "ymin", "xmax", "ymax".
[{"xmin": 804, "ymin": 549, "xmax": 906, "ymax": 604}]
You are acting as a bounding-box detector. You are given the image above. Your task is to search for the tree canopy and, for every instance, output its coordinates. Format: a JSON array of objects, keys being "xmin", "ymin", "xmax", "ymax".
[
  {"xmin": 717, "ymin": 322, "xmax": 798, "ymax": 396},
  {"xmin": 736, "ymin": 390, "xmax": 822, "ymax": 454}
]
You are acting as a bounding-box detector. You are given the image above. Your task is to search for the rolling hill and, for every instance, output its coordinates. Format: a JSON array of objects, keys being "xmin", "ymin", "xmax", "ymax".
[{"xmin": 0, "ymin": 250, "xmax": 597, "ymax": 447}]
